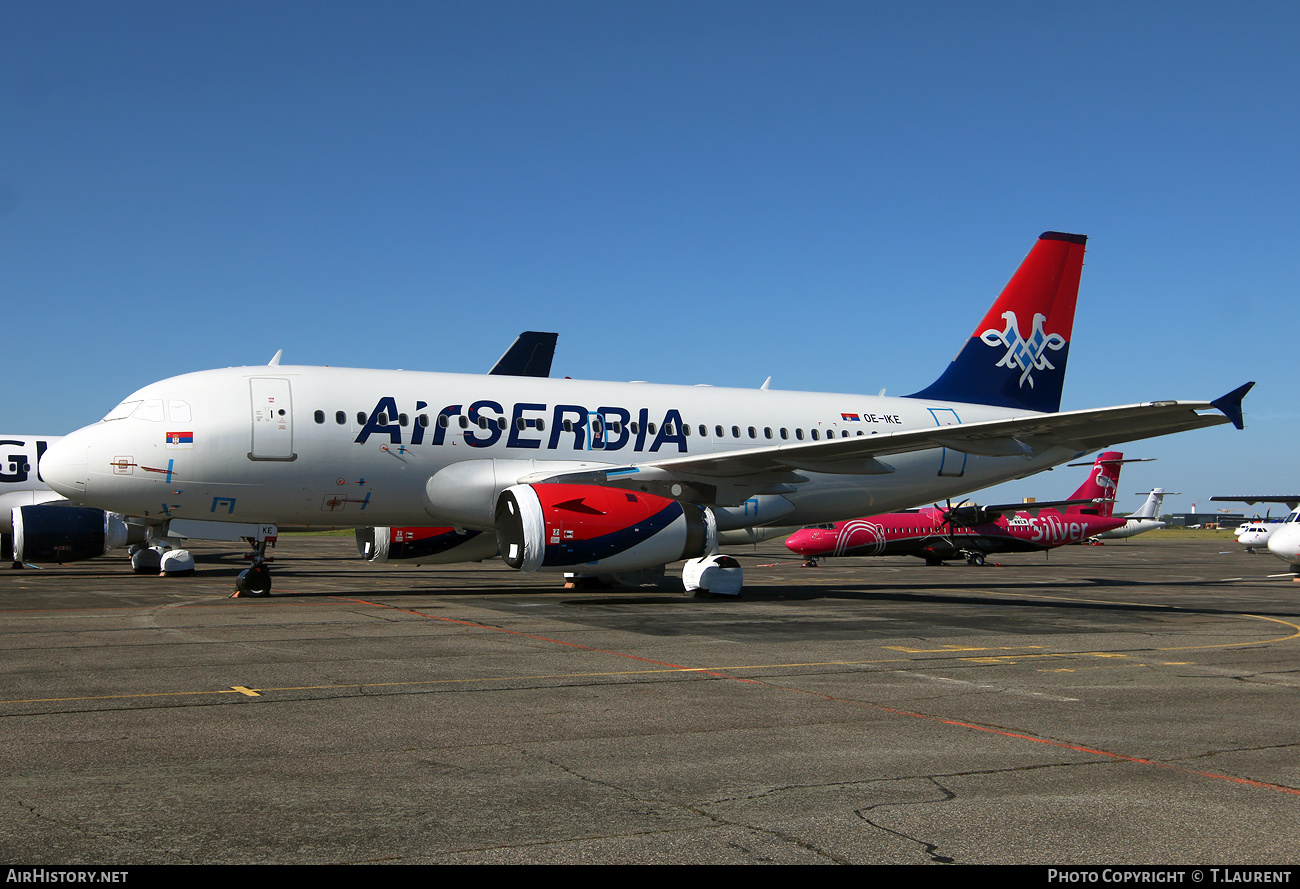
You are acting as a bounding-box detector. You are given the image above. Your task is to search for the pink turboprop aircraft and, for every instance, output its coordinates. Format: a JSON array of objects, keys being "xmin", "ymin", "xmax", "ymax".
[{"xmin": 785, "ymin": 451, "xmax": 1131, "ymax": 566}]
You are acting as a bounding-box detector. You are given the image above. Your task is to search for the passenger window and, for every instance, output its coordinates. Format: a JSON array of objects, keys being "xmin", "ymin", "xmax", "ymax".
[
  {"xmin": 399, "ymin": 413, "xmax": 409, "ymax": 426},
  {"xmin": 314, "ymin": 410, "xmax": 325, "ymax": 424},
  {"xmin": 336, "ymin": 411, "xmax": 346, "ymax": 425}
]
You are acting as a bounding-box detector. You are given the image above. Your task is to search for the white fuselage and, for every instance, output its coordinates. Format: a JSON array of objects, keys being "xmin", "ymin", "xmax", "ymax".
[
  {"xmin": 1096, "ymin": 517, "xmax": 1167, "ymax": 539},
  {"xmin": 1236, "ymin": 521, "xmax": 1279, "ymax": 551},
  {"xmin": 1265, "ymin": 511, "xmax": 1300, "ymax": 568},
  {"xmin": 1094, "ymin": 488, "xmax": 1169, "ymax": 540},
  {"xmin": 42, "ymin": 365, "xmax": 1082, "ymax": 534}
]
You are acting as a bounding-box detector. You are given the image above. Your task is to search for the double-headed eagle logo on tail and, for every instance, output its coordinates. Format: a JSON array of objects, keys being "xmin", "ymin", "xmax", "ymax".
[{"xmin": 980, "ymin": 311, "xmax": 1065, "ymax": 389}]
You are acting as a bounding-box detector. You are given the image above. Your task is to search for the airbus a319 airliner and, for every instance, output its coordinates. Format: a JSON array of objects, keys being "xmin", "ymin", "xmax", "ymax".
[{"xmin": 37, "ymin": 233, "xmax": 1252, "ymax": 595}]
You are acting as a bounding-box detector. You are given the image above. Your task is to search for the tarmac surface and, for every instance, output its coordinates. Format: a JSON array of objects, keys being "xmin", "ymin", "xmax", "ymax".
[{"xmin": 1, "ymin": 535, "xmax": 1297, "ymax": 865}]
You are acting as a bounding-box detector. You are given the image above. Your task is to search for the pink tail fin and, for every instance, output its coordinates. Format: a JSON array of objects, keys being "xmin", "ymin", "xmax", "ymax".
[{"xmin": 1067, "ymin": 451, "xmax": 1123, "ymax": 516}]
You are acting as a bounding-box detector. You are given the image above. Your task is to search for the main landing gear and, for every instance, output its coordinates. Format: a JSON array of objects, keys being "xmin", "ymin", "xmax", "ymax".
[
  {"xmin": 964, "ymin": 552, "xmax": 986, "ymax": 566},
  {"xmin": 234, "ymin": 529, "xmax": 278, "ymax": 597}
]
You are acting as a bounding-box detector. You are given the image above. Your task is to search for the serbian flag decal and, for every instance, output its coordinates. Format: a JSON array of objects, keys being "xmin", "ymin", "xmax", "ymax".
[{"xmin": 165, "ymin": 431, "xmax": 194, "ymax": 449}]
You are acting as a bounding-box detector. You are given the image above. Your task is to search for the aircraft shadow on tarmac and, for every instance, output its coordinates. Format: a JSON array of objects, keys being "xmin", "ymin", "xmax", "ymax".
[{"xmin": 16, "ymin": 545, "xmax": 1300, "ymax": 621}]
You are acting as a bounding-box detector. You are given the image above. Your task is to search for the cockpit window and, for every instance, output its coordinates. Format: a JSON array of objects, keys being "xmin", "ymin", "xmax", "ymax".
[
  {"xmin": 132, "ymin": 400, "xmax": 165, "ymax": 422},
  {"xmin": 102, "ymin": 400, "xmax": 142, "ymax": 421},
  {"xmin": 168, "ymin": 400, "xmax": 192, "ymax": 422}
]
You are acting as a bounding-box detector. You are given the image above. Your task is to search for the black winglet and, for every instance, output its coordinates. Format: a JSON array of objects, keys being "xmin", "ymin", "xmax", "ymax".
[{"xmin": 1211, "ymin": 381, "xmax": 1255, "ymax": 430}]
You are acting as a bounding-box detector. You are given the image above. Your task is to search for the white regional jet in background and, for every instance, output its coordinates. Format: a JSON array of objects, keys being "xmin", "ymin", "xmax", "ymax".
[
  {"xmin": 1210, "ymin": 496, "xmax": 1300, "ymax": 566},
  {"xmin": 37, "ymin": 232, "xmax": 1253, "ymax": 596},
  {"xmin": 1233, "ymin": 519, "xmax": 1280, "ymax": 554},
  {"xmin": 1095, "ymin": 487, "xmax": 1176, "ymax": 540}
]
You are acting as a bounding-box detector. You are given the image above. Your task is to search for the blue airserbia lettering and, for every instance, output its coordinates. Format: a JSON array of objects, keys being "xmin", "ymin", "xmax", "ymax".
[{"xmin": 355, "ymin": 398, "xmax": 691, "ymax": 454}]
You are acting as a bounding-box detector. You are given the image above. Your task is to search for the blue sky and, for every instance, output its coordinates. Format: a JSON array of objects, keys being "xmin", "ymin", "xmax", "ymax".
[{"xmin": 3, "ymin": 1, "xmax": 1295, "ymax": 514}]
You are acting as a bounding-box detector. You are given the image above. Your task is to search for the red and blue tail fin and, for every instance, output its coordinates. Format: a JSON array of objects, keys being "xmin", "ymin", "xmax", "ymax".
[
  {"xmin": 1067, "ymin": 451, "xmax": 1123, "ymax": 516},
  {"xmin": 907, "ymin": 231, "xmax": 1086, "ymax": 413}
]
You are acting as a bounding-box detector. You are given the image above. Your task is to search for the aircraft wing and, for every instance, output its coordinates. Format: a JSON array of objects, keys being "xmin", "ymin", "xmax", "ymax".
[
  {"xmin": 961, "ymin": 498, "xmax": 1113, "ymax": 518},
  {"xmin": 524, "ymin": 384, "xmax": 1252, "ymax": 505},
  {"xmin": 1211, "ymin": 496, "xmax": 1300, "ymax": 510}
]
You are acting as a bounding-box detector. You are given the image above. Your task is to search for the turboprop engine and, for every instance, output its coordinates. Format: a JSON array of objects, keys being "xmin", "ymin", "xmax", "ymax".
[
  {"xmin": 356, "ymin": 525, "xmax": 499, "ymax": 564},
  {"xmin": 12, "ymin": 504, "xmax": 146, "ymax": 564},
  {"xmin": 494, "ymin": 484, "xmax": 716, "ymax": 574}
]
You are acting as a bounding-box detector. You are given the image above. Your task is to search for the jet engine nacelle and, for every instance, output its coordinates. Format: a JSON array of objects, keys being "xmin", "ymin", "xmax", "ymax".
[
  {"xmin": 494, "ymin": 483, "xmax": 716, "ymax": 573},
  {"xmin": 947, "ymin": 505, "xmax": 998, "ymax": 527},
  {"xmin": 12, "ymin": 504, "xmax": 145, "ymax": 564},
  {"xmin": 356, "ymin": 526, "xmax": 499, "ymax": 564}
]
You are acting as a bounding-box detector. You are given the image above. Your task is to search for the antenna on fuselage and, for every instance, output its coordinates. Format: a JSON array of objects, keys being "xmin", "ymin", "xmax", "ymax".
[
  {"xmin": 268, "ymin": 350, "xmax": 283, "ymax": 367},
  {"xmin": 760, "ymin": 377, "xmax": 771, "ymax": 390}
]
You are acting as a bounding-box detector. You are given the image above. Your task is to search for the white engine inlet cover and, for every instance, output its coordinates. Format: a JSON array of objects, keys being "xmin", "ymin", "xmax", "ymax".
[
  {"xmin": 682, "ymin": 555, "xmax": 743, "ymax": 596},
  {"xmin": 160, "ymin": 549, "xmax": 196, "ymax": 576}
]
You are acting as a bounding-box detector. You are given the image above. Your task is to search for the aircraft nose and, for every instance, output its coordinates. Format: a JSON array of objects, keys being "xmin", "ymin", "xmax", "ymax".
[
  {"xmin": 1267, "ymin": 528, "xmax": 1300, "ymax": 564},
  {"xmin": 785, "ymin": 531, "xmax": 813, "ymax": 554},
  {"xmin": 39, "ymin": 436, "xmax": 89, "ymax": 500}
]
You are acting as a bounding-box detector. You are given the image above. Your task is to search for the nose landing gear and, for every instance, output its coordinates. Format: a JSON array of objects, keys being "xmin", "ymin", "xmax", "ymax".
[{"xmin": 234, "ymin": 527, "xmax": 278, "ymax": 597}]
